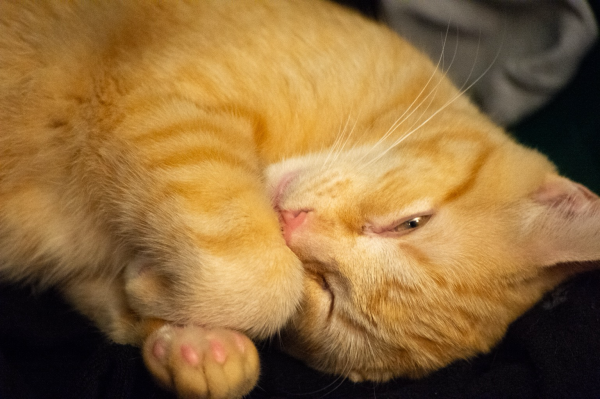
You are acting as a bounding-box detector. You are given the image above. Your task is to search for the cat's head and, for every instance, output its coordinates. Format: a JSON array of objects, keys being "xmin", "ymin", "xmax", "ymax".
[{"xmin": 266, "ymin": 114, "xmax": 600, "ymax": 382}]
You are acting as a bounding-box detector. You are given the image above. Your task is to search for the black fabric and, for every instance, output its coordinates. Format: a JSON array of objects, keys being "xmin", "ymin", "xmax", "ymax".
[
  {"xmin": 330, "ymin": 0, "xmax": 380, "ymax": 19},
  {"xmin": 1, "ymin": 270, "xmax": 600, "ymax": 399},
  {"xmin": 1, "ymin": 1, "xmax": 599, "ymax": 398},
  {"xmin": 257, "ymin": 269, "xmax": 600, "ymax": 399},
  {"xmin": 510, "ymin": 24, "xmax": 600, "ymax": 195}
]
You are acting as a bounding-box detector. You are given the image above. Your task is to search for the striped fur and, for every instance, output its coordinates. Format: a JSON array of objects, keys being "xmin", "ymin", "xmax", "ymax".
[{"xmin": 1, "ymin": 1, "xmax": 599, "ymax": 397}]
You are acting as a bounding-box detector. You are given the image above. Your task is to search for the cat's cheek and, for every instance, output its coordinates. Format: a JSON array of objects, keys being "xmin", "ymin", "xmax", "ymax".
[{"xmin": 277, "ymin": 281, "xmax": 331, "ymax": 364}]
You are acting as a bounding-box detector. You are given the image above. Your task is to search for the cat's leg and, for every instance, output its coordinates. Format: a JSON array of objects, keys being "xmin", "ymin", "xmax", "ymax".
[
  {"xmin": 85, "ymin": 102, "xmax": 305, "ymax": 340},
  {"xmin": 63, "ymin": 278, "xmax": 260, "ymax": 399}
]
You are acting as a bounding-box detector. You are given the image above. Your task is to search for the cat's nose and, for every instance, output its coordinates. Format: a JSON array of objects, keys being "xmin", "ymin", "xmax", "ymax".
[{"xmin": 279, "ymin": 210, "xmax": 308, "ymax": 245}]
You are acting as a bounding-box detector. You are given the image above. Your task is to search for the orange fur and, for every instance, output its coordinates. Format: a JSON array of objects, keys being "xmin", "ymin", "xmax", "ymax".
[{"xmin": 1, "ymin": 0, "xmax": 599, "ymax": 397}]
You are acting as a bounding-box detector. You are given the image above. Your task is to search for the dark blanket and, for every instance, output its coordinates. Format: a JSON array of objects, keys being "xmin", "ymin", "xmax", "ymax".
[
  {"xmin": 1, "ymin": 2, "xmax": 599, "ymax": 399},
  {"xmin": 1, "ymin": 269, "xmax": 599, "ymax": 399}
]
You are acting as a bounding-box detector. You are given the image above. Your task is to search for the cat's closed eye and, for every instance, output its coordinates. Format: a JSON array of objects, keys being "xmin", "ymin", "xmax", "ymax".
[
  {"xmin": 364, "ymin": 214, "xmax": 433, "ymax": 236},
  {"xmin": 392, "ymin": 215, "xmax": 431, "ymax": 233}
]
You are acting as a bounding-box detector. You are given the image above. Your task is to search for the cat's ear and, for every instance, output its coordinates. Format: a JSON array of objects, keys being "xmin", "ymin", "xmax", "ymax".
[{"xmin": 525, "ymin": 174, "xmax": 600, "ymax": 267}]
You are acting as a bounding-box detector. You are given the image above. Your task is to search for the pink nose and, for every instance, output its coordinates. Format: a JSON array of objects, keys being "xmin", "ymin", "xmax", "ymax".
[{"xmin": 279, "ymin": 210, "xmax": 308, "ymax": 245}]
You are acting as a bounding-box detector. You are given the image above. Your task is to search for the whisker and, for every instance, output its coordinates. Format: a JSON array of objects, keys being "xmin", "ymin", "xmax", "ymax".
[
  {"xmin": 321, "ymin": 113, "xmax": 351, "ymax": 172},
  {"xmin": 318, "ymin": 344, "xmax": 354, "ymax": 399},
  {"xmin": 282, "ymin": 341, "xmax": 350, "ymax": 397},
  {"xmin": 362, "ymin": 26, "xmax": 503, "ymax": 168},
  {"xmin": 319, "ymin": 375, "xmax": 348, "ymax": 399},
  {"xmin": 364, "ymin": 334, "xmax": 377, "ymax": 366},
  {"xmin": 356, "ymin": 24, "xmax": 455, "ymax": 166},
  {"xmin": 394, "ymin": 82, "xmax": 440, "ymax": 144},
  {"xmin": 331, "ymin": 111, "xmax": 360, "ymax": 166},
  {"xmin": 288, "ymin": 372, "xmax": 346, "ymax": 397}
]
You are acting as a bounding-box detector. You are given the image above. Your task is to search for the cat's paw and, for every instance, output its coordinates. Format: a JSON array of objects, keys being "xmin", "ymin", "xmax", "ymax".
[{"xmin": 143, "ymin": 324, "xmax": 259, "ymax": 399}]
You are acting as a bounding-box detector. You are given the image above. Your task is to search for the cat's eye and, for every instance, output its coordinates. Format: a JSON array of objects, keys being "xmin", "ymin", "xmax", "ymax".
[
  {"xmin": 392, "ymin": 215, "xmax": 431, "ymax": 232},
  {"xmin": 363, "ymin": 213, "xmax": 433, "ymax": 237}
]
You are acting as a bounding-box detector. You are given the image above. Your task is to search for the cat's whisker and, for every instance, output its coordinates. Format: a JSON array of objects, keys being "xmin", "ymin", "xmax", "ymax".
[
  {"xmin": 356, "ymin": 73, "xmax": 436, "ymax": 167},
  {"xmin": 357, "ymin": 24, "xmax": 455, "ymax": 166},
  {"xmin": 319, "ymin": 375, "xmax": 348, "ymax": 399},
  {"xmin": 364, "ymin": 334, "xmax": 377, "ymax": 366},
  {"xmin": 452, "ymin": 28, "xmax": 483, "ymax": 99},
  {"xmin": 395, "ymin": 85, "xmax": 439, "ymax": 141},
  {"xmin": 320, "ymin": 119, "xmax": 343, "ymax": 172},
  {"xmin": 321, "ymin": 113, "xmax": 352, "ymax": 172},
  {"xmin": 282, "ymin": 340, "xmax": 349, "ymax": 397},
  {"xmin": 289, "ymin": 379, "xmax": 342, "ymax": 397},
  {"xmin": 362, "ymin": 30, "xmax": 501, "ymax": 168},
  {"xmin": 272, "ymin": 328, "xmax": 283, "ymax": 348},
  {"xmin": 294, "ymin": 370, "xmax": 347, "ymax": 397},
  {"xmin": 333, "ymin": 115, "xmax": 352, "ymax": 153},
  {"xmin": 358, "ymin": 35, "xmax": 461, "ymax": 171},
  {"xmin": 329, "ymin": 114, "xmax": 354, "ymax": 168},
  {"xmin": 321, "ymin": 114, "xmax": 352, "ymax": 170},
  {"xmin": 342, "ymin": 114, "xmax": 360, "ymax": 153},
  {"xmin": 316, "ymin": 348, "xmax": 354, "ymax": 399},
  {"xmin": 357, "ymin": 78, "xmax": 444, "ymax": 171},
  {"xmin": 331, "ymin": 112, "xmax": 360, "ymax": 167}
]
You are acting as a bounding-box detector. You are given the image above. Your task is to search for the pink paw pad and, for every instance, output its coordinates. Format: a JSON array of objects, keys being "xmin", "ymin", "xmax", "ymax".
[
  {"xmin": 180, "ymin": 344, "xmax": 200, "ymax": 366},
  {"xmin": 209, "ymin": 339, "xmax": 227, "ymax": 364},
  {"xmin": 232, "ymin": 332, "xmax": 246, "ymax": 353},
  {"xmin": 143, "ymin": 325, "xmax": 260, "ymax": 399},
  {"xmin": 152, "ymin": 339, "xmax": 167, "ymax": 361}
]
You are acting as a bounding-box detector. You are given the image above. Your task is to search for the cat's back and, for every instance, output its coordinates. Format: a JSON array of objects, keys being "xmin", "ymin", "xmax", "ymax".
[
  {"xmin": 1, "ymin": 0, "xmax": 452, "ymax": 162},
  {"xmin": 0, "ymin": 0, "xmax": 393, "ymax": 99}
]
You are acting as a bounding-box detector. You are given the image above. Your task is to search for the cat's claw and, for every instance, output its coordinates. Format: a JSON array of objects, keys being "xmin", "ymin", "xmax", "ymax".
[{"xmin": 143, "ymin": 324, "xmax": 260, "ymax": 399}]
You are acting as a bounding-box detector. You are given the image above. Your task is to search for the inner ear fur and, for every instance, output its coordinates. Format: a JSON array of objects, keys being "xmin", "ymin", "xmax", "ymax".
[{"xmin": 525, "ymin": 174, "xmax": 600, "ymax": 267}]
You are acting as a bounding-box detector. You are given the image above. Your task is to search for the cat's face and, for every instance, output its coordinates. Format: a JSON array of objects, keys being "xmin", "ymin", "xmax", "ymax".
[{"xmin": 266, "ymin": 117, "xmax": 600, "ymax": 381}]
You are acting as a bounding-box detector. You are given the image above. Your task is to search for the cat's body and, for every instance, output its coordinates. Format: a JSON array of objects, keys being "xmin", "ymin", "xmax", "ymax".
[{"xmin": 1, "ymin": 1, "xmax": 599, "ymax": 398}]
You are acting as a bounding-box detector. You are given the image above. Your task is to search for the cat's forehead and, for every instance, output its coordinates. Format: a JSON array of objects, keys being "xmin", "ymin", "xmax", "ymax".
[
  {"xmin": 364, "ymin": 199, "xmax": 434, "ymax": 225},
  {"xmin": 359, "ymin": 138, "xmax": 493, "ymax": 214}
]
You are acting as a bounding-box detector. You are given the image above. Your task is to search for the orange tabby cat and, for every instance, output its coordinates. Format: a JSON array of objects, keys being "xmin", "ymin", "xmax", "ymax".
[{"xmin": 1, "ymin": 0, "xmax": 598, "ymax": 398}]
